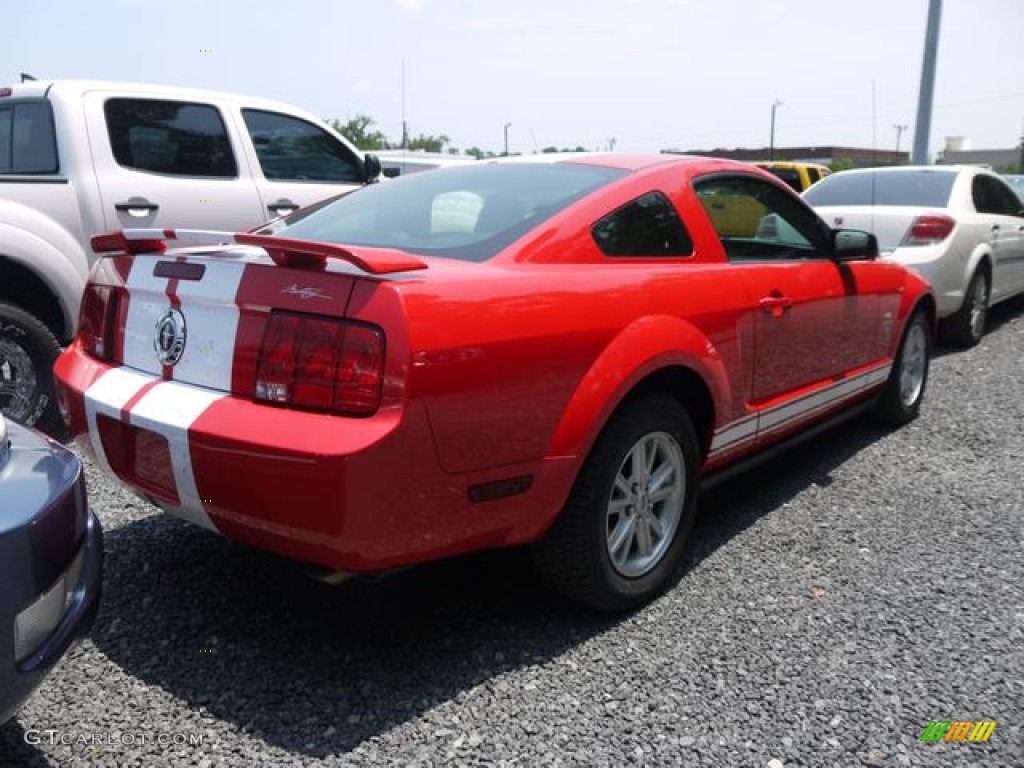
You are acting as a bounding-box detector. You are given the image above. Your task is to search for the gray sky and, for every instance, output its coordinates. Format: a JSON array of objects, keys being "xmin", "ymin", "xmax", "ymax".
[{"xmin": 5, "ymin": 0, "xmax": 1022, "ymax": 157}]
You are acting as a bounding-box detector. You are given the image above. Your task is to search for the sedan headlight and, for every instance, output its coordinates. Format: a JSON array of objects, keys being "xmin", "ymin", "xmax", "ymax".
[{"xmin": 13, "ymin": 547, "xmax": 85, "ymax": 663}]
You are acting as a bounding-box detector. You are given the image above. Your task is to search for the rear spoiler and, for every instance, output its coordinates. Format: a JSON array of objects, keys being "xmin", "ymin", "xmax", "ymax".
[{"xmin": 90, "ymin": 229, "xmax": 428, "ymax": 275}]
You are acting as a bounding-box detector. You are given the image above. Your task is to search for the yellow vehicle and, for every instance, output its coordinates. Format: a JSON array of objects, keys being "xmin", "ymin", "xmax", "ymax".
[{"xmin": 753, "ymin": 161, "xmax": 831, "ymax": 193}]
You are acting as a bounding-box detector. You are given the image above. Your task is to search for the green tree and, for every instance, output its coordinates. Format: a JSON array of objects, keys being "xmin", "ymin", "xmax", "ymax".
[
  {"xmin": 407, "ymin": 133, "xmax": 452, "ymax": 153},
  {"xmin": 327, "ymin": 115, "xmax": 391, "ymax": 150},
  {"xmin": 464, "ymin": 146, "xmax": 497, "ymax": 160}
]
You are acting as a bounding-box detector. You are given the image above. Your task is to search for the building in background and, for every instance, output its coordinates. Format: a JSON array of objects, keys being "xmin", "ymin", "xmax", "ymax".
[
  {"xmin": 936, "ymin": 136, "xmax": 1022, "ymax": 170},
  {"xmin": 663, "ymin": 146, "xmax": 908, "ymax": 169}
]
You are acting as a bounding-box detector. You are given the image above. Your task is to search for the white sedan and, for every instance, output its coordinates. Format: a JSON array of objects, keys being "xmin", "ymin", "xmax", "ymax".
[{"xmin": 804, "ymin": 166, "xmax": 1024, "ymax": 346}]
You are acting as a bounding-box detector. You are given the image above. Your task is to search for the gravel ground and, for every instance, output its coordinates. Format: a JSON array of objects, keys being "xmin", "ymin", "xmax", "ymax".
[{"xmin": 2, "ymin": 299, "xmax": 1021, "ymax": 767}]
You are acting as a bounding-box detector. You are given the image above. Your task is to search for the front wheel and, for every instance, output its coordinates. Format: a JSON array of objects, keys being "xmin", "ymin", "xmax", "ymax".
[
  {"xmin": 874, "ymin": 308, "xmax": 931, "ymax": 426},
  {"xmin": 0, "ymin": 301, "xmax": 65, "ymax": 436},
  {"xmin": 942, "ymin": 268, "xmax": 989, "ymax": 348},
  {"xmin": 532, "ymin": 394, "xmax": 699, "ymax": 612}
]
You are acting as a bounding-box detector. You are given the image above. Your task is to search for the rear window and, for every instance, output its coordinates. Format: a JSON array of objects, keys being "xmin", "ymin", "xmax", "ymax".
[
  {"xmin": 804, "ymin": 170, "xmax": 956, "ymax": 208},
  {"xmin": 274, "ymin": 162, "xmax": 627, "ymax": 262},
  {"xmin": 105, "ymin": 98, "xmax": 237, "ymax": 177},
  {"xmin": 764, "ymin": 168, "xmax": 802, "ymax": 192},
  {"xmin": 0, "ymin": 100, "xmax": 58, "ymax": 174}
]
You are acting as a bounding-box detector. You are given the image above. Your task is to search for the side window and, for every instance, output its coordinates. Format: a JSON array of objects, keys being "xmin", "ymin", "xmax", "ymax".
[
  {"xmin": 105, "ymin": 99, "xmax": 237, "ymax": 177},
  {"xmin": 591, "ymin": 191, "xmax": 693, "ymax": 257},
  {"xmin": 991, "ymin": 177, "xmax": 1024, "ymax": 215},
  {"xmin": 694, "ymin": 175, "xmax": 827, "ymax": 261},
  {"xmin": 0, "ymin": 101, "xmax": 58, "ymax": 174},
  {"xmin": 242, "ymin": 109, "xmax": 362, "ymax": 183},
  {"xmin": 806, "ymin": 167, "xmax": 821, "ymax": 185}
]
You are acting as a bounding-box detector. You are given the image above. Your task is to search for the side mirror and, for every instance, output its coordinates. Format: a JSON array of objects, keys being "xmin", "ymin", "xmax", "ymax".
[
  {"xmin": 363, "ymin": 153, "xmax": 382, "ymax": 183},
  {"xmin": 832, "ymin": 228, "xmax": 878, "ymax": 261}
]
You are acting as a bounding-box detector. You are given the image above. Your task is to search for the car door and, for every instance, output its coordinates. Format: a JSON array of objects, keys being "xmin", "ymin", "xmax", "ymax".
[
  {"xmin": 84, "ymin": 91, "xmax": 265, "ymax": 232},
  {"xmin": 972, "ymin": 173, "xmax": 1024, "ymax": 299},
  {"xmin": 693, "ymin": 174, "xmax": 879, "ymax": 436},
  {"xmin": 236, "ymin": 108, "xmax": 367, "ymax": 221}
]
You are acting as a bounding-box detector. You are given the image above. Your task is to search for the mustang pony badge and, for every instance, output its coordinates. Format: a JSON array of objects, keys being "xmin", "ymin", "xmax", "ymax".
[{"xmin": 154, "ymin": 307, "xmax": 187, "ymax": 366}]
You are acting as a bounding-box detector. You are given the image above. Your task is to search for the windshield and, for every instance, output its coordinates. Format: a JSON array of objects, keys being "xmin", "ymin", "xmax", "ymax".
[
  {"xmin": 272, "ymin": 162, "xmax": 627, "ymax": 262},
  {"xmin": 804, "ymin": 169, "xmax": 957, "ymax": 208}
]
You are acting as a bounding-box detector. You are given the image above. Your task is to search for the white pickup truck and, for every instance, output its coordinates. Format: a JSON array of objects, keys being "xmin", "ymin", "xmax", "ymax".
[{"xmin": 0, "ymin": 79, "xmax": 380, "ymax": 434}]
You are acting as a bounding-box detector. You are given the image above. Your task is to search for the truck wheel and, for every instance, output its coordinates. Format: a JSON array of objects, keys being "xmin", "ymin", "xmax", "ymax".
[
  {"xmin": 0, "ymin": 301, "xmax": 65, "ymax": 436},
  {"xmin": 532, "ymin": 394, "xmax": 699, "ymax": 612}
]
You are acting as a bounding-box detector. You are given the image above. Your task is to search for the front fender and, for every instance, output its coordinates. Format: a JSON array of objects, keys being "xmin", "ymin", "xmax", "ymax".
[{"xmin": 546, "ymin": 314, "xmax": 728, "ymax": 460}]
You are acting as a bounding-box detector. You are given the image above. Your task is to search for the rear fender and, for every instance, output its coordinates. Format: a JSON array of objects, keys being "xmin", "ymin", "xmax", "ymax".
[{"xmin": 546, "ymin": 315, "xmax": 728, "ymax": 461}]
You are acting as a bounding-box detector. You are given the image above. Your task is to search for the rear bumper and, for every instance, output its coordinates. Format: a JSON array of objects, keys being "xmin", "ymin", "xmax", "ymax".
[
  {"xmin": 54, "ymin": 343, "xmax": 576, "ymax": 573},
  {"xmin": 884, "ymin": 246, "xmax": 963, "ymax": 317}
]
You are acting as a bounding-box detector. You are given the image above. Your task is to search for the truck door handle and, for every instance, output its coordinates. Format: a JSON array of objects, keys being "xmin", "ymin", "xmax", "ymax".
[
  {"xmin": 267, "ymin": 199, "xmax": 299, "ymax": 216},
  {"xmin": 759, "ymin": 294, "xmax": 793, "ymax": 317},
  {"xmin": 115, "ymin": 197, "xmax": 159, "ymax": 216},
  {"xmin": 990, "ymin": 223, "xmax": 1001, "ymax": 232}
]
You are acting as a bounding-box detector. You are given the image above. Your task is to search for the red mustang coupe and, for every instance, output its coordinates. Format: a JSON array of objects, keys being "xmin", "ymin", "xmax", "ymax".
[{"xmin": 54, "ymin": 155, "xmax": 934, "ymax": 610}]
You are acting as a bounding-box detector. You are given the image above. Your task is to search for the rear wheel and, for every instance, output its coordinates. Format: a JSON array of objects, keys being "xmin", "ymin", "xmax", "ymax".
[
  {"xmin": 942, "ymin": 267, "xmax": 989, "ymax": 347},
  {"xmin": 874, "ymin": 308, "xmax": 930, "ymax": 426},
  {"xmin": 532, "ymin": 394, "xmax": 699, "ymax": 612},
  {"xmin": 0, "ymin": 301, "xmax": 65, "ymax": 436}
]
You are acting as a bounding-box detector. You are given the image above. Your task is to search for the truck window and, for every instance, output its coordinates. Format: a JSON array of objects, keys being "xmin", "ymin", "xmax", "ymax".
[
  {"xmin": 242, "ymin": 109, "xmax": 362, "ymax": 183},
  {"xmin": 104, "ymin": 98, "xmax": 238, "ymax": 177},
  {"xmin": 0, "ymin": 101, "xmax": 58, "ymax": 174}
]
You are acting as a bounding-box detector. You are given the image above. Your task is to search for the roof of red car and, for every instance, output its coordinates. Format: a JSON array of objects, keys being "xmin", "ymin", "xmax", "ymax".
[{"xmin": 494, "ymin": 152, "xmax": 740, "ymax": 173}]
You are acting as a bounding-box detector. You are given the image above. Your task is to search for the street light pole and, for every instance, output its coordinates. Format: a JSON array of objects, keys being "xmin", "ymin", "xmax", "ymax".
[
  {"xmin": 769, "ymin": 100, "xmax": 782, "ymax": 161},
  {"xmin": 503, "ymin": 122, "xmax": 512, "ymax": 157},
  {"xmin": 894, "ymin": 124, "xmax": 908, "ymax": 157}
]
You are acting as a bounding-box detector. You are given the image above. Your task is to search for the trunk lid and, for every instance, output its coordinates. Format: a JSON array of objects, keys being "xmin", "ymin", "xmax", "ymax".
[
  {"xmin": 116, "ymin": 247, "xmax": 359, "ymax": 397},
  {"xmin": 811, "ymin": 205, "xmax": 953, "ymax": 253}
]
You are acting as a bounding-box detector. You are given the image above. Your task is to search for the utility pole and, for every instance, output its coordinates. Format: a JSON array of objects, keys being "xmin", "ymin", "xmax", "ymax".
[
  {"xmin": 912, "ymin": 0, "xmax": 942, "ymax": 164},
  {"xmin": 769, "ymin": 100, "xmax": 782, "ymax": 161},
  {"xmin": 503, "ymin": 122, "xmax": 511, "ymax": 156},
  {"xmin": 894, "ymin": 124, "xmax": 908, "ymax": 156}
]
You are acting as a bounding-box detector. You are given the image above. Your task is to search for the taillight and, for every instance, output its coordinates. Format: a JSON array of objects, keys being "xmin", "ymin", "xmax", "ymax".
[
  {"xmin": 901, "ymin": 214, "xmax": 955, "ymax": 246},
  {"xmin": 254, "ymin": 311, "xmax": 384, "ymax": 416},
  {"xmin": 78, "ymin": 285, "xmax": 124, "ymax": 361}
]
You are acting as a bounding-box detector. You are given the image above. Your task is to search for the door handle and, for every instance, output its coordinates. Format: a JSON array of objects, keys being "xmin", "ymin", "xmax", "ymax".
[
  {"xmin": 990, "ymin": 223, "xmax": 1001, "ymax": 232},
  {"xmin": 267, "ymin": 199, "xmax": 299, "ymax": 216},
  {"xmin": 114, "ymin": 197, "xmax": 159, "ymax": 216},
  {"xmin": 759, "ymin": 294, "xmax": 793, "ymax": 317}
]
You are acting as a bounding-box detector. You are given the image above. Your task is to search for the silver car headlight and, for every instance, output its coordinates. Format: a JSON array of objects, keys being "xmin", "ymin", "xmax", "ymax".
[{"xmin": 13, "ymin": 547, "xmax": 85, "ymax": 663}]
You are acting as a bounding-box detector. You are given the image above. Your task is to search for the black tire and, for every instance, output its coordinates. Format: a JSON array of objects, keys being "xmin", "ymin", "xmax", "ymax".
[
  {"xmin": 0, "ymin": 301, "xmax": 65, "ymax": 436},
  {"xmin": 531, "ymin": 394, "xmax": 700, "ymax": 612},
  {"xmin": 941, "ymin": 267, "xmax": 989, "ymax": 348},
  {"xmin": 873, "ymin": 308, "xmax": 931, "ymax": 426}
]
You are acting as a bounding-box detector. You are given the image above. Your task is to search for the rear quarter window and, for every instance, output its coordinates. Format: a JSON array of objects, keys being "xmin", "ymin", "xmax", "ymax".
[
  {"xmin": 104, "ymin": 98, "xmax": 237, "ymax": 177},
  {"xmin": 0, "ymin": 100, "xmax": 58, "ymax": 174},
  {"xmin": 591, "ymin": 191, "xmax": 693, "ymax": 257}
]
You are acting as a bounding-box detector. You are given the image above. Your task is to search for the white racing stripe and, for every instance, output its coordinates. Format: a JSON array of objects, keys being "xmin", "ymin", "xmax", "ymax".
[
  {"xmin": 167, "ymin": 259, "xmax": 245, "ymax": 391},
  {"xmin": 709, "ymin": 363, "xmax": 892, "ymax": 458},
  {"xmin": 129, "ymin": 381, "xmax": 223, "ymax": 531},
  {"xmin": 84, "ymin": 367, "xmax": 156, "ymax": 477},
  {"xmin": 82, "ymin": 365, "xmax": 223, "ymax": 532},
  {"xmin": 121, "ymin": 254, "xmax": 245, "ymax": 390}
]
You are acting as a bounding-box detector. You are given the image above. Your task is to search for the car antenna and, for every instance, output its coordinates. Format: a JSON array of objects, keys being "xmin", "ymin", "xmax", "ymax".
[{"xmin": 871, "ymin": 80, "xmax": 878, "ymax": 235}]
